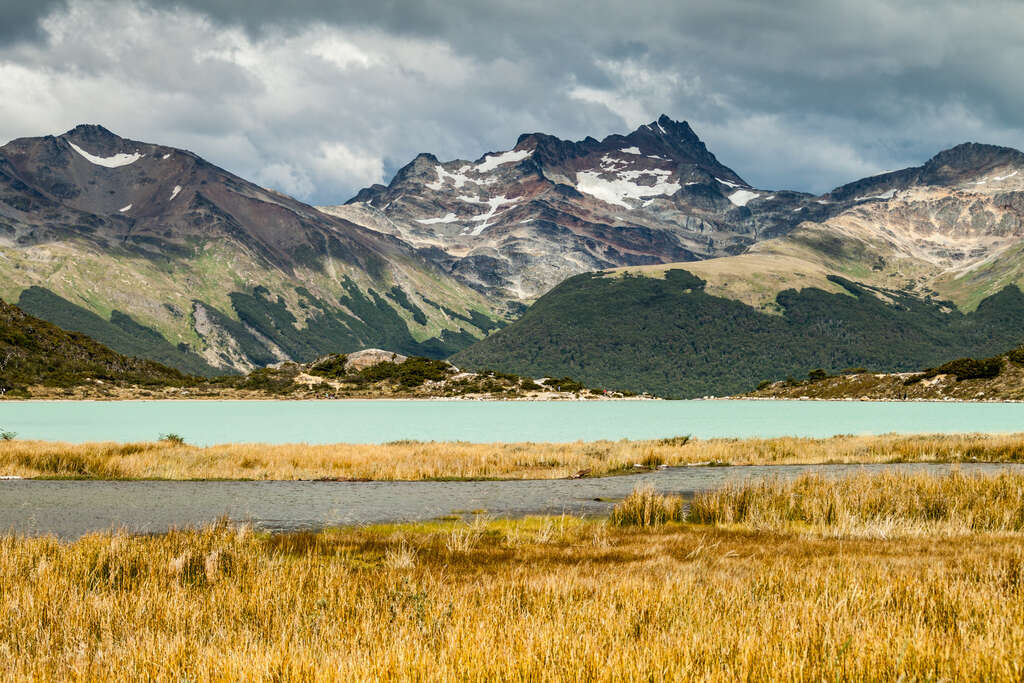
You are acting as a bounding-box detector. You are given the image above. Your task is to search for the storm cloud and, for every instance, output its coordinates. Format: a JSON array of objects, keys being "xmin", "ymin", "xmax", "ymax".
[{"xmin": 1, "ymin": 0, "xmax": 1022, "ymax": 203}]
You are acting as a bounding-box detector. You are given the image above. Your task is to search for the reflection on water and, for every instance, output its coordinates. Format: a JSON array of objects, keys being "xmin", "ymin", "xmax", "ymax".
[{"xmin": 3, "ymin": 462, "xmax": 1022, "ymax": 538}]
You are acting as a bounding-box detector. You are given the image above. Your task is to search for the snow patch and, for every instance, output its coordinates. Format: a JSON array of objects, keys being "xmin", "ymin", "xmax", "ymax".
[
  {"xmin": 468, "ymin": 195, "xmax": 519, "ymax": 235},
  {"xmin": 67, "ymin": 140, "xmax": 143, "ymax": 168},
  {"xmin": 727, "ymin": 190, "xmax": 760, "ymax": 207},
  {"xmin": 162, "ymin": 153, "xmax": 171, "ymax": 160},
  {"xmin": 993, "ymin": 170, "xmax": 1019, "ymax": 181},
  {"xmin": 119, "ymin": 204, "xmax": 132, "ymax": 212},
  {"xmin": 425, "ymin": 165, "xmax": 473, "ymax": 190},
  {"xmin": 576, "ymin": 170, "xmax": 681, "ymax": 208},
  {"xmin": 416, "ymin": 212, "xmax": 459, "ymax": 225},
  {"xmin": 620, "ymin": 146, "xmax": 641, "ymax": 155},
  {"xmin": 169, "ymin": 185, "xmax": 182, "ymax": 201},
  {"xmin": 475, "ymin": 149, "xmax": 531, "ymax": 173},
  {"xmin": 854, "ymin": 188, "xmax": 896, "ymax": 202},
  {"xmin": 714, "ymin": 177, "xmax": 741, "ymax": 189}
]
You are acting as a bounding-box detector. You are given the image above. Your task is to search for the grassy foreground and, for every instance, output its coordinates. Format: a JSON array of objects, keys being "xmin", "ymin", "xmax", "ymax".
[
  {"xmin": 3, "ymin": 471, "xmax": 1024, "ymax": 680},
  {"xmin": 4, "ymin": 432, "xmax": 1024, "ymax": 480}
]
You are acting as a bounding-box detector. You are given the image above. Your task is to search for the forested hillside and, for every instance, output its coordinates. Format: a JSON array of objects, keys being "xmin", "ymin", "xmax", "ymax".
[
  {"xmin": 0, "ymin": 299, "xmax": 193, "ymax": 395},
  {"xmin": 453, "ymin": 270, "xmax": 1024, "ymax": 397}
]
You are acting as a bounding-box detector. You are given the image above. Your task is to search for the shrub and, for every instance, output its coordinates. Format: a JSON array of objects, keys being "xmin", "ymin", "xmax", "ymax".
[
  {"xmin": 308, "ymin": 354, "xmax": 349, "ymax": 379},
  {"xmin": 547, "ymin": 377, "xmax": 585, "ymax": 393},
  {"xmin": 756, "ymin": 380, "xmax": 772, "ymax": 391},
  {"xmin": 358, "ymin": 357, "xmax": 451, "ymax": 388},
  {"xmin": 0, "ymin": 428, "xmax": 15, "ymax": 441},
  {"xmin": 1007, "ymin": 347, "xmax": 1024, "ymax": 366},
  {"xmin": 519, "ymin": 379, "xmax": 542, "ymax": 391},
  {"xmin": 159, "ymin": 433, "xmax": 185, "ymax": 446},
  {"xmin": 913, "ymin": 356, "xmax": 1003, "ymax": 383},
  {"xmin": 807, "ymin": 368, "xmax": 828, "ymax": 382}
]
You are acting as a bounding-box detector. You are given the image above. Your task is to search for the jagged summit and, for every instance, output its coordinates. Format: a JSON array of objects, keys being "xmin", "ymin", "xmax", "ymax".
[{"xmin": 327, "ymin": 115, "xmax": 802, "ymax": 300}]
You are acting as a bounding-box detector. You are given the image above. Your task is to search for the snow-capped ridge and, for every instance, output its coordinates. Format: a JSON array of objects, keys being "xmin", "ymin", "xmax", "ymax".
[
  {"xmin": 476, "ymin": 149, "xmax": 532, "ymax": 173},
  {"xmin": 67, "ymin": 140, "xmax": 143, "ymax": 168}
]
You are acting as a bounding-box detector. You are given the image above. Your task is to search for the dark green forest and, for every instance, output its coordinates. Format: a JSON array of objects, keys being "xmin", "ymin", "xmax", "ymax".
[
  {"xmin": 0, "ymin": 298, "xmax": 192, "ymax": 394},
  {"xmin": 453, "ymin": 270, "xmax": 1024, "ymax": 398}
]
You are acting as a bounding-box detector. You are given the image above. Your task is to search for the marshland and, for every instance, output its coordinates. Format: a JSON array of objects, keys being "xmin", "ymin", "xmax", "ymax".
[
  {"xmin": 3, "ymin": 470, "xmax": 1024, "ymax": 681},
  {"xmin": 4, "ymin": 432, "xmax": 1024, "ymax": 480}
]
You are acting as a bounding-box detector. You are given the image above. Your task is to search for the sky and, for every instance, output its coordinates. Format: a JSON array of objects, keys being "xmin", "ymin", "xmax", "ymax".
[{"xmin": 1, "ymin": 0, "xmax": 1022, "ymax": 204}]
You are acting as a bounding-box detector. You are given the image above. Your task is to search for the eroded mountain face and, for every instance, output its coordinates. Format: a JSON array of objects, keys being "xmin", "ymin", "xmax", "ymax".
[
  {"xmin": 0, "ymin": 125, "xmax": 502, "ymax": 374},
  {"xmin": 324, "ymin": 115, "xmax": 832, "ymax": 300},
  {"xmin": 721, "ymin": 142, "xmax": 1024, "ymax": 312},
  {"xmin": 330, "ymin": 118, "xmax": 1024, "ymax": 312}
]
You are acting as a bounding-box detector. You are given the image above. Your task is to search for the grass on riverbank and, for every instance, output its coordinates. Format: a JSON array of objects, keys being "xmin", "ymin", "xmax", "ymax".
[
  {"xmin": 3, "ymin": 471, "xmax": 1024, "ymax": 680},
  {"xmin": 3, "ymin": 432, "xmax": 1024, "ymax": 480},
  {"xmin": 612, "ymin": 470, "xmax": 1024, "ymax": 536}
]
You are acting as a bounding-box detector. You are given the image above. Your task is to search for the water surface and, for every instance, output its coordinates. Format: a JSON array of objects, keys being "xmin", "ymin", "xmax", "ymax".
[
  {"xmin": 2, "ymin": 399, "xmax": 1023, "ymax": 445},
  {"xmin": 4, "ymin": 462, "xmax": 1021, "ymax": 538}
]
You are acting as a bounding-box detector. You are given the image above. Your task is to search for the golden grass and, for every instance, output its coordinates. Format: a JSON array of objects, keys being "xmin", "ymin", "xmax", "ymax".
[
  {"xmin": 689, "ymin": 470, "xmax": 1024, "ymax": 537},
  {"xmin": 2, "ymin": 432, "xmax": 1024, "ymax": 480},
  {"xmin": 609, "ymin": 484, "xmax": 686, "ymax": 526},
  {"xmin": 5, "ymin": 473, "xmax": 1024, "ymax": 679}
]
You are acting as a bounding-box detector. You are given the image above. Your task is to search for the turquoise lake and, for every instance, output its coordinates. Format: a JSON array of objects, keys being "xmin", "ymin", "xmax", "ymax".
[{"xmin": 1, "ymin": 399, "xmax": 1023, "ymax": 445}]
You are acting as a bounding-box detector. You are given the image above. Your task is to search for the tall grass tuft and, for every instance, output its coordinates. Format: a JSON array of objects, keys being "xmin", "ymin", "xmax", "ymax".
[
  {"xmin": 688, "ymin": 471, "xmax": 1024, "ymax": 536},
  {"xmin": 609, "ymin": 485, "xmax": 685, "ymax": 526}
]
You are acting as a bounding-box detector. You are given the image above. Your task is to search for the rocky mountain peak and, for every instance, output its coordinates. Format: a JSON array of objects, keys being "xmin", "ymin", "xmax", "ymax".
[
  {"xmin": 922, "ymin": 142, "xmax": 1024, "ymax": 183},
  {"xmin": 60, "ymin": 124, "xmax": 135, "ymax": 155},
  {"xmin": 327, "ymin": 115, "xmax": 810, "ymax": 301}
]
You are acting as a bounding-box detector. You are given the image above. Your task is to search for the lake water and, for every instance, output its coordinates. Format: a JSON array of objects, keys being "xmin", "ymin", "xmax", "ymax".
[
  {"xmin": 4, "ymin": 462, "xmax": 1022, "ymax": 538},
  {"xmin": 1, "ymin": 399, "xmax": 1024, "ymax": 445}
]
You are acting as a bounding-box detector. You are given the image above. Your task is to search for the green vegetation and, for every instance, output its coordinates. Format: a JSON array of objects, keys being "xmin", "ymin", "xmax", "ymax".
[
  {"xmin": 386, "ymin": 286, "xmax": 428, "ymax": 325},
  {"xmin": 0, "ymin": 298, "xmax": 195, "ymax": 394},
  {"xmin": 230, "ymin": 279, "xmax": 487, "ymax": 366},
  {"xmin": 909, "ymin": 355, "xmax": 1004, "ymax": 384},
  {"xmin": 16, "ymin": 286, "xmax": 217, "ymax": 376},
  {"xmin": 454, "ymin": 269, "xmax": 1024, "ymax": 398},
  {"xmin": 354, "ymin": 357, "xmax": 451, "ymax": 388},
  {"xmin": 307, "ymin": 353, "xmax": 348, "ymax": 379}
]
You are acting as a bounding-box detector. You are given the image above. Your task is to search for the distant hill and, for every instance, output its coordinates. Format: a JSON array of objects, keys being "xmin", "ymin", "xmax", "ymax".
[
  {"xmin": 452, "ymin": 269, "xmax": 1024, "ymax": 398},
  {"xmin": 0, "ymin": 298, "xmax": 192, "ymax": 395}
]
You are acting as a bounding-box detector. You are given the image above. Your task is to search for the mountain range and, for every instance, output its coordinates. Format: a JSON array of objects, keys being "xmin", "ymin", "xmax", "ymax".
[
  {"xmin": 0, "ymin": 125, "xmax": 502, "ymax": 375},
  {"xmin": 3, "ymin": 117, "xmax": 1024, "ymax": 395}
]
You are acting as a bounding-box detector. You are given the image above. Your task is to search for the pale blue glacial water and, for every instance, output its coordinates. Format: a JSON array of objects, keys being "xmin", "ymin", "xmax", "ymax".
[{"xmin": 1, "ymin": 399, "xmax": 1023, "ymax": 445}]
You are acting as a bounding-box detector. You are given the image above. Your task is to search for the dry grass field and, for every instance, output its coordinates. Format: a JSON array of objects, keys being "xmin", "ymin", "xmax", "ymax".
[
  {"xmin": 2, "ymin": 432, "xmax": 1024, "ymax": 480},
  {"xmin": 2, "ymin": 471, "xmax": 1024, "ymax": 680}
]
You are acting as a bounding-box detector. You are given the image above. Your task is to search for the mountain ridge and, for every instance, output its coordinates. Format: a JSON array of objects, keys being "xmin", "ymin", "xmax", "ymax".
[{"xmin": 0, "ymin": 124, "xmax": 505, "ymax": 374}]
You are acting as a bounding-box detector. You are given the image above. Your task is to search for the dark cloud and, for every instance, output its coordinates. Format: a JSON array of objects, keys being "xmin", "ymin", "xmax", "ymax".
[
  {"xmin": 1, "ymin": 0, "xmax": 1022, "ymax": 201},
  {"xmin": 0, "ymin": 0, "xmax": 66, "ymax": 43}
]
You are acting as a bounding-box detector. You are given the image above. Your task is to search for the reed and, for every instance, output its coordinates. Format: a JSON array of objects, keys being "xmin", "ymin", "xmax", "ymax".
[
  {"xmin": 688, "ymin": 470, "xmax": 1024, "ymax": 536},
  {"xmin": 4, "ymin": 473, "xmax": 1024, "ymax": 680},
  {"xmin": 3, "ymin": 431, "xmax": 1024, "ymax": 480},
  {"xmin": 608, "ymin": 484, "xmax": 685, "ymax": 526}
]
